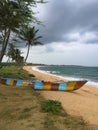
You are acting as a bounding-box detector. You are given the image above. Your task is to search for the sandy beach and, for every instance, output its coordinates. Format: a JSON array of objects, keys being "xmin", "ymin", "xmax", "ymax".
[{"xmin": 23, "ymin": 66, "xmax": 98, "ymax": 125}]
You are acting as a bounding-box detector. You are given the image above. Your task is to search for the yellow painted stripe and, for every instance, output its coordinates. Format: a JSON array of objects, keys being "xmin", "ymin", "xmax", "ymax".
[
  {"xmin": 42, "ymin": 83, "xmax": 51, "ymax": 90},
  {"xmin": 66, "ymin": 82, "xmax": 76, "ymax": 90},
  {"xmin": 10, "ymin": 80, "xmax": 14, "ymax": 86},
  {"xmin": 22, "ymin": 82, "xmax": 28, "ymax": 87}
]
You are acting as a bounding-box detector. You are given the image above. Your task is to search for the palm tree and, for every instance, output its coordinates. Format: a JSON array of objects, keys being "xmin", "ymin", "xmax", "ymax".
[
  {"xmin": 0, "ymin": 0, "xmax": 26, "ymax": 63},
  {"xmin": 7, "ymin": 44, "xmax": 24, "ymax": 66},
  {"xmin": 7, "ymin": 44, "xmax": 15, "ymax": 62},
  {"xmin": 14, "ymin": 49, "xmax": 24, "ymax": 66},
  {"xmin": 19, "ymin": 25, "xmax": 43, "ymax": 63},
  {"xmin": 0, "ymin": 0, "xmax": 45, "ymax": 63}
]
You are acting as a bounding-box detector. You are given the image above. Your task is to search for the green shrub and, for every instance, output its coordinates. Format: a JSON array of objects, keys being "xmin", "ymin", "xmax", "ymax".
[{"xmin": 41, "ymin": 100, "xmax": 63, "ymax": 115}]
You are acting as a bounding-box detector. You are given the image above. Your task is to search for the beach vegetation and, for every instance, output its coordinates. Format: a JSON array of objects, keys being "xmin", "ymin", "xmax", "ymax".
[
  {"xmin": 0, "ymin": 0, "xmax": 45, "ymax": 63},
  {"xmin": 22, "ymin": 107, "xmax": 34, "ymax": 113},
  {"xmin": 0, "ymin": 65, "xmax": 35, "ymax": 79},
  {"xmin": 41, "ymin": 99, "xmax": 63, "ymax": 115},
  {"xmin": 18, "ymin": 113, "xmax": 31, "ymax": 120},
  {"xmin": 43, "ymin": 115, "xmax": 60, "ymax": 130},
  {"xmin": 63, "ymin": 115, "xmax": 88, "ymax": 130}
]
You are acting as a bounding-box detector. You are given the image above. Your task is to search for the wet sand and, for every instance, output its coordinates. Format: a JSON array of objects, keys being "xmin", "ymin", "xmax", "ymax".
[{"xmin": 23, "ymin": 66, "xmax": 98, "ymax": 125}]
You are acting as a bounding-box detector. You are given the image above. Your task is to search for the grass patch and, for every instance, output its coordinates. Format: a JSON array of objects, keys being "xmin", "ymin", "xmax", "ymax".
[
  {"xmin": 0, "ymin": 65, "xmax": 35, "ymax": 79},
  {"xmin": 41, "ymin": 100, "xmax": 96, "ymax": 130},
  {"xmin": 0, "ymin": 128, "xmax": 5, "ymax": 130},
  {"xmin": 43, "ymin": 115, "xmax": 60, "ymax": 130},
  {"xmin": 63, "ymin": 115, "xmax": 88, "ymax": 130},
  {"xmin": 0, "ymin": 86, "xmax": 97, "ymax": 130},
  {"xmin": 0, "ymin": 109, "xmax": 16, "ymax": 120},
  {"xmin": 22, "ymin": 107, "xmax": 33, "ymax": 113},
  {"xmin": 18, "ymin": 113, "xmax": 31, "ymax": 120},
  {"xmin": 41, "ymin": 100, "xmax": 63, "ymax": 115}
]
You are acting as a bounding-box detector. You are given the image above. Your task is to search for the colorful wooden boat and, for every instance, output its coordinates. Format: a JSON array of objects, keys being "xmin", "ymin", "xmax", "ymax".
[{"xmin": 0, "ymin": 77, "xmax": 87, "ymax": 91}]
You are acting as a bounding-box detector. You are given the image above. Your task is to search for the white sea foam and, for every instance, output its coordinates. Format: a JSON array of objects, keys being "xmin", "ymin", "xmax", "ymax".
[{"xmin": 32, "ymin": 66, "xmax": 98, "ymax": 88}]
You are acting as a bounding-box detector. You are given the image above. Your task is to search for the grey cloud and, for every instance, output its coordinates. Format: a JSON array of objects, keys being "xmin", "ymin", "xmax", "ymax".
[{"xmin": 37, "ymin": 0, "xmax": 98, "ymax": 44}]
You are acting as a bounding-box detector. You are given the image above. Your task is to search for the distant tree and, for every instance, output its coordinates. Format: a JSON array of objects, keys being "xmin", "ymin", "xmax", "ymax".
[
  {"xmin": 7, "ymin": 44, "xmax": 24, "ymax": 66},
  {"xmin": 7, "ymin": 44, "xmax": 15, "ymax": 62},
  {"xmin": 0, "ymin": 0, "xmax": 45, "ymax": 63},
  {"xmin": 18, "ymin": 25, "xmax": 43, "ymax": 62},
  {"xmin": 13, "ymin": 49, "xmax": 24, "ymax": 66}
]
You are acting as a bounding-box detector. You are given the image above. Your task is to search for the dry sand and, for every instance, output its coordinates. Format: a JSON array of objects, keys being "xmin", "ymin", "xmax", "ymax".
[{"xmin": 23, "ymin": 66, "xmax": 98, "ymax": 125}]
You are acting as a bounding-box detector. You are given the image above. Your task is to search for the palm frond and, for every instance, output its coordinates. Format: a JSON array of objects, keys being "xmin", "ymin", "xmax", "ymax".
[
  {"xmin": 34, "ymin": 36, "xmax": 43, "ymax": 41},
  {"xmin": 33, "ymin": 41, "xmax": 43, "ymax": 45}
]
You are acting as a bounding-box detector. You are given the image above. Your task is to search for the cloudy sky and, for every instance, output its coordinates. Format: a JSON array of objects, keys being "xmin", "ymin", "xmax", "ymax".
[{"xmin": 22, "ymin": 0, "xmax": 98, "ymax": 66}]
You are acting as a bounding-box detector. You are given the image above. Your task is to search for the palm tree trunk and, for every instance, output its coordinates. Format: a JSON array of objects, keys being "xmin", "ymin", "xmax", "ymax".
[
  {"xmin": 0, "ymin": 29, "xmax": 11, "ymax": 63},
  {"xmin": 25, "ymin": 44, "xmax": 30, "ymax": 63}
]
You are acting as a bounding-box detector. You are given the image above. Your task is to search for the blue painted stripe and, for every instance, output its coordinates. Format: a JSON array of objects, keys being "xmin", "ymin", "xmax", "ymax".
[
  {"xmin": 6, "ymin": 78, "xmax": 11, "ymax": 86},
  {"xmin": 34, "ymin": 81, "xmax": 43, "ymax": 90},
  {"xmin": 16, "ymin": 80, "xmax": 23, "ymax": 87},
  {"xmin": 58, "ymin": 83, "xmax": 66, "ymax": 91}
]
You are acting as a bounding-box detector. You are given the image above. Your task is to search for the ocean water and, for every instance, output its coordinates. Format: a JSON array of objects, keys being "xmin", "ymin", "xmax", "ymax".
[{"xmin": 35, "ymin": 65, "xmax": 98, "ymax": 88}]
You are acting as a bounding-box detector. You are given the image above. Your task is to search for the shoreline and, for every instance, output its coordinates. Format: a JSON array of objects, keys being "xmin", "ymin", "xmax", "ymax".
[
  {"xmin": 23, "ymin": 66, "xmax": 98, "ymax": 125},
  {"xmin": 34, "ymin": 65, "xmax": 98, "ymax": 88}
]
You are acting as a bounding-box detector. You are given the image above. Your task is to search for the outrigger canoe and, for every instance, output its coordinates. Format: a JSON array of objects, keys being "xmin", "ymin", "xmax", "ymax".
[{"xmin": 0, "ymin": 77, "xmax": 87, "ymax": 91}]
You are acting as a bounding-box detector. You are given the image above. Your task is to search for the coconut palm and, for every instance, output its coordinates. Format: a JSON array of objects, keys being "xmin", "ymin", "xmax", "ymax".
[
  {"xmin": 14, "ymin": 49, "xmax": 24, "ymax": 66},
  {"xmin": 0, "ymin": 0, "xmax": 27, "ymax": 63},
  {"xmin": 7, "ymin": 44, "xmax": 24, "ymax": 66},
  {"xmin": 0, "ymin": 0, "xmax": 45, "ymax": 63},
  {"xmin": 7, "ymin": 44, "xmax": 15, "ymax": 62},
  {"xmin": 19, "ymin": 25, "xmax": 43, "ymax": 63}
]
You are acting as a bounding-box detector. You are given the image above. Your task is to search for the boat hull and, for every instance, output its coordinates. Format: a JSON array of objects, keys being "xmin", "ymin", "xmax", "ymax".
[{"xmin": 0, "ymin": 77, "xmax": 87, "ymax": 91}]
